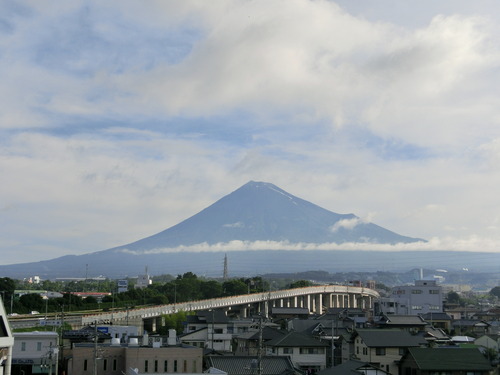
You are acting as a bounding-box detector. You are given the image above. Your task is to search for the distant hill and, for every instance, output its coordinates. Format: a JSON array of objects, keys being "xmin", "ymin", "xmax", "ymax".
[{"xmin": 3, "ymin": 181, "xmax": 495, "ymax": 280}]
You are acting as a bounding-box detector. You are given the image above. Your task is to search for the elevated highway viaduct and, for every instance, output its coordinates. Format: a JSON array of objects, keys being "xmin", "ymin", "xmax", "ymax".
[
  {"xmin": 79, "ymin": 285, "xmax": 379, "ymax": 333},
  {"xmin": 8, "ymin": 285, "xmax": 379, "ymax": 333}
]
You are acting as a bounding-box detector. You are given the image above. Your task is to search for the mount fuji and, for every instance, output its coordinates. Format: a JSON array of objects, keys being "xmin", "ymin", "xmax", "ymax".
[
  {"xmin": 3, "ymin": 181, "xmax": 474, "ymax": 279},
  {"xmin": 113, "ymin": 180, "xmax": 423, "ymax": 251}
]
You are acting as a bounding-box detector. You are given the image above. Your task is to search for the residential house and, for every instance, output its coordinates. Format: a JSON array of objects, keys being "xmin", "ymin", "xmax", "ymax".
[
  {"xmin": 399, "ymin": 347, "xmax": 492, "ymax": 375},
  {"xmin": 205, "ymin": 356, "xmax": 299, "ymax": 375},
  {"xmin": 475, "ymin": 334, "xmax": 499, "ymax": 353},
  {"xmin": 445, "ymin": 306, "xmax": 480, "ymax": 321},
  {"xmin": 181, "ymin": 310, "xmax": 232, "ymax": 352},
  {"xmin": 451, "ymin": 319, "xmax": 491, "ymax": 336},
  {"xmin": 350, "ymin": 329, "xmax": 426, "ymax": 375},
  {"xmin": 12, "ymin": 332, "xmax": 59, "ymax": 375},
  {"xmin": 417, "ymin": 326, "xmax": 451, "ymax": 346},
  {"xmin": 234, "ymin": 327, "xmax": 285, "ymax": 356},
  {"xmin": 471, "ymin": 308, "xmax": 500, "ymax": 322},
  {"xmin": 374, "ymin": 315, "xmax": 427, "ymax": 333},
  {"xmin": 270, "ymin": 307, "xmax": 309, "ymax": 320},
  {"xmin": 265, "ymin": 331, "xmax": 330, "ymax": 373},
  {"xmin": 419, "ymin": 312, "xmax": 452, "ymax": 332},
  {"xmin": 317, "ymin": 359, "xmax": 390, "ymax": 375}
]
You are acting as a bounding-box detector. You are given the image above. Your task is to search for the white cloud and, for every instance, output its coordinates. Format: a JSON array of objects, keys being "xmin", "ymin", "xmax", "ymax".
[
  {"xmin": 330, "ymin": 218, "xmax": 363, "ymax": 232},
  {"xmin": 117, "ymin": 236, "xmax": 500, "ymax": 255},
  {"xmin": 223, "ymin": 222, "xmax": 245, "ymax": 228}
]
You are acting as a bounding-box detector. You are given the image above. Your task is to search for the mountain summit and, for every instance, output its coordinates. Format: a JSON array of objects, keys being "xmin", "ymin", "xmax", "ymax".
[{"xmin": 113, "ymin": 180, "xmax": 422, "ymax": 252}]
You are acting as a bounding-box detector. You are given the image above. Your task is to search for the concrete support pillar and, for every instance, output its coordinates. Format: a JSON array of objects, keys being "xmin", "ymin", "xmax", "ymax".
[
  {"xmin": 325, "ymin": 293, "xmax": 332, "ymax": 310},
  {"xmin": 315, "ymin": 294, "xmax": 323, "ymax": 314},
  {"xmin": 348, "ymin": 294, "xmax": 354, "ymax": 308}
]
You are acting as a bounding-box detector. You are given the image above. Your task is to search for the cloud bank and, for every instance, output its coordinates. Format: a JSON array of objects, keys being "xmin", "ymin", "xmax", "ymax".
[{"xmin": 118, "ymin": 236, "xmax": 500, "ymax": 255}]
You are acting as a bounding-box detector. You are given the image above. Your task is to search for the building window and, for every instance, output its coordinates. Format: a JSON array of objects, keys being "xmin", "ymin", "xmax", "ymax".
[
  {"xmin": 429, "ymin": 290, "xmax": 440, "ymax": 294},
  {"xmin": 193, "ymin": 360, "xmax": 197, "ymax": 373},
  {"xmin": 183, "ymin": 360, "xmax": 187, "ymax": 372},
  {"xmin": 84, "ymin": 360, "xmax": 88, "ymax": 371},
  {"xmin": 21, "ymin": 342, "xmax": 26, "ymax": 351},
  {"xmin": 145, "ymin": 360, "xmax": 149, "ymax": 373},
  {"xmin": 154, "ymin": 360, "xmax": 158, "ymax": 372},
  {"xmin": 164, "ymin": 361, "xmax": 168, "ymax": 372},
  {"xmin": 429, "ymin": 305, "xmax": 440, "ymax": 310},
  {"xmin": 214, "ymin": 328, "xmax": 223, "ymax": 334},
  {"xmin": 113, "ymin": 359, "xmax": 117, "ymax": 371},
  {"xmin": 399, "ymin": 348, "xmax": 407, "ymax": 356},
  {"xmin": 174, "ymin": 360, "xmax": 178, "ymax": 372},
  {"xmin": 299, "ymin": 348, "xmax": 324, "ymax": 354},
  {"xmin": 283, "ymin": 347, "xmax": 293, "ymax": 354},
  {"xmin": 375, "ymin": 348, "xmax": 386, "ymax": 356},
  {"xmin": 411, "ymin": 290, "xmax": 422, "ymax": 294},
  {"xmin": 412, "ymin": 305, "xmax": 422, "ymax": 310},
  {"xmin": 37, "ymin": 342, "xmax": 42, "ymax": 351},
  {"xmin": 362, "ymin": 347, "xmax": 367, "ymax": 355},
  {"xmin": 103, "ymin": 359, "xmax": 107, "ymax": 371}
]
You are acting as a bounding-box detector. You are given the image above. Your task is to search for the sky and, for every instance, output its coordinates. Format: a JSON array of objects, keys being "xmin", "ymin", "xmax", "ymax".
[{"xmin": 2, "ymin": 0, "xmax": 500, "ymax": 266}]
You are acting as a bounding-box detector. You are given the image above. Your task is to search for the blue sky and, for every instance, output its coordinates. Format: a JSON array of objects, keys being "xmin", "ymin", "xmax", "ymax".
[{"xmin": 2, "ymin": 0, "xmax": 500, "ymax": 266}]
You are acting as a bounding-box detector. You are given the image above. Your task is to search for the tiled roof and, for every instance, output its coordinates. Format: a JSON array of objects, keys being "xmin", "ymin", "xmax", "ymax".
[
  {"xmin": 355, "ymin": 329, "xmax": 425, "ymax": 348},
  {"xmin": 206, "ymin": 356, "xmax": 296, "ymax": 375},
  {"xmin": 265, "ymin": 331, "xmax": 329, "ymax": 348},
  {"xmin": 377, "ymin": 315, "xmax": 427, "ymax": 326},
  {"xmin": 236, "ymin": 327, "xmax": 286, "ymax": 341},
  {"xmin": 272, "ymin": 307, "xmax": 309, "ymax": 315},
  {"xmin": 420, "ymin": 312, "xmax": 452, "ymax": 321},
  {"xmin": 186, "ymin": 309, "xmax": 229, "ymax": 324},
  {"xmin": 406, "ymin": 347, "xmax": 492, "ymax": 371},
  {"xmin": 317, "ymin": 359, "xmax": 390, "ymax": 375}
]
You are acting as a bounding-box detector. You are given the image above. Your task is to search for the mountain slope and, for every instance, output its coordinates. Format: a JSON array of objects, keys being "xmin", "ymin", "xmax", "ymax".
[{"xmin": 113, "ymin": 180, "xmax": 422, "ymax": 252}]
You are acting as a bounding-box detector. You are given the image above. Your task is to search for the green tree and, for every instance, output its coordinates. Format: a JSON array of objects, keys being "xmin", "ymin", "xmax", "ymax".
[
  {"xmin": 200, "ymin": 280, "xmax": 223, "ymax": 299},
  {"xmin": 447, "ymin": 291, "xmax": 462, "ymax": 305},
  {"xmin": 0, "ymin": 277, "xmax": 16, "ymax": 303},
  {"xmin": 289, "ymin": 280, "xmax": 313, "ymax": 288},
  {"xmin": 222, "ymin": 279, "xmax": 247, "ymax": 296},
  {"xmin": 489, "ymin": 286, "xmax": 500, "ymax": 298},
  {"xmin": 159, "ymin": 311, "xmax": 188, "ymax": 334},
  {"xmin": 19, "ymin": 293, "xmax": 44, "ymax": 313}
]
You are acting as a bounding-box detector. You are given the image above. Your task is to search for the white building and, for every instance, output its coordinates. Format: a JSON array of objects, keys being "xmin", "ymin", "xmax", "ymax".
[
  {"xmin": 376, "ymin": 280, "xmax": 443, "ymax": 316},
  {"xmin": 0, "ymin": 296, "xmax": 14, "ymax": 375},
  {"xmin": 11, "ymin": 332, "xmax": 58, "ymax": 375}
]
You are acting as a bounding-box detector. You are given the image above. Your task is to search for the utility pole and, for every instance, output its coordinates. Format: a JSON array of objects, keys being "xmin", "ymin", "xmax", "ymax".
[
  {"xmin": 93, "ymin": 322, "xmax": 98, "ymax": 375},
  {"xmin": 257, "ymin": 314, "xmax": 263, "ymax": 375}
]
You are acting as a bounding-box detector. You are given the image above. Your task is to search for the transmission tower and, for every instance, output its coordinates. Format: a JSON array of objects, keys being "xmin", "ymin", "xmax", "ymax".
[{"xmin": 223, "ymin": 254, "xmax": 228, "ymax": 280}]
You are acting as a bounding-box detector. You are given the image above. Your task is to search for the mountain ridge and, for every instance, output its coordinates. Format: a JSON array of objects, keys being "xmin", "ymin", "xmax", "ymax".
[{"xmin": 108, "ymin": 180, "xmax": 423, "ymax": 253}]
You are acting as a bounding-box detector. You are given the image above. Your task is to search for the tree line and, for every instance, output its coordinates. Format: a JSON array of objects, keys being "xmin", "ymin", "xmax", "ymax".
[{"xmin": 0, "ymin": 274, "xmax": 314, "ymax": 314}]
